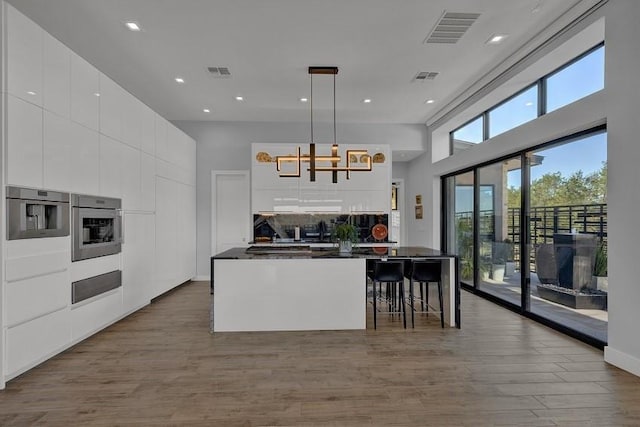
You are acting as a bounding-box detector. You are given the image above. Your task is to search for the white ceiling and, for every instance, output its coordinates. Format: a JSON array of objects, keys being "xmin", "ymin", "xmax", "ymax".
[{"xmin": 9, "ymin": 0, "xmax": 581, "ymax": 124}]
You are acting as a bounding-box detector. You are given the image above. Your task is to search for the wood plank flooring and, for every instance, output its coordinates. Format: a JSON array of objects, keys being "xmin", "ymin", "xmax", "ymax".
[{"xmin": 1, "ymin": 281, "xmax": 639, "ymax": 426}]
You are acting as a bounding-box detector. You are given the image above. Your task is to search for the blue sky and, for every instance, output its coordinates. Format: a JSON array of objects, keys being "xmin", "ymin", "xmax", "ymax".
[{"xmin": 455, "ymin": 46, "xmax": 606, "ymax": 208}]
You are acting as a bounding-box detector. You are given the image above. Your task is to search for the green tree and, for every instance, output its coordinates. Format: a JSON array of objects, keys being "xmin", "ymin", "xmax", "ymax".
[{"xmin": 506, "ymin": 161, "xmax": 607, "ymax": 207}]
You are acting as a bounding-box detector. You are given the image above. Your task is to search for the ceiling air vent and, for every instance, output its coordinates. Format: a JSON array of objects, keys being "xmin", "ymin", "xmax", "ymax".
[
  {"xmin": 424, "ymin": 12, "xmax": 481, "ymax": 44},
  {"xmin": 207, "ymin": 66, "xmax": 231, "ymax": 77},
  {"xmin": 415, "ymin": 71, "xmax": 439, "ymax": 81}
]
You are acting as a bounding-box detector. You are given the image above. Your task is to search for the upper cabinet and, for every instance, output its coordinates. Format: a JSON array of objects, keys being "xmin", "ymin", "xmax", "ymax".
[
  {"xmin": 122, "ymin": 93, "xmax": 154, "ymax": 151},
  {"xmin": 6, "ymin": 5, "xmax": 43, "ymax": 107},
  {"xmin": 154, "ymin": 113, "xmax": 168, "ymax": 159},
  {"xmin": 6, "ymin": 96, "xmax": 43, "ymax": 188},
  {"xmin": 4, "ymin": 5, "xmax": 195, "ymax": 201},
  {"xmin": 99, "ymin": 74, "xmax": 125, "ymax": 140},
  {"xmin": 43, "ymin": 111, "xmax": 73, "ymax": 191},
  {"xmin": 43, "ymin": 33, "xmax": 71, "ymax": 118},
  {"xmin": 138, "ymin": 104, "xmax": 156, "ymax": 156},
  {"xmin": 70, "ymin": 53, "xmax": 99, "ymax": 131}
]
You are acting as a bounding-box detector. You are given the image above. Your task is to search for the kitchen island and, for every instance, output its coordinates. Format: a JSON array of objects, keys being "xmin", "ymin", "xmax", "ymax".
[{"xmin": 210, "ymin": 246, "xmax": 459, "ymax": 332}]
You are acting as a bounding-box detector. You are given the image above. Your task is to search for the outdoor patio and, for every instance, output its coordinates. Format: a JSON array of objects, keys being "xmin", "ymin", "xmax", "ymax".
[{"xmin": 477, "ymin": 271, "xmax": 607, "ymax": 342}]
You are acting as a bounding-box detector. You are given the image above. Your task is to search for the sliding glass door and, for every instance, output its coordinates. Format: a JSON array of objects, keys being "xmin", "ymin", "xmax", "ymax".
[
  {"xmin": 443, "ymin": 127, "xmax": 607, "ymax": 344},
  {"xmin": 476, "ymin": 157, "xmax": 522, "ymax": 307},
  {"xmin": 445, "ymin": 171, "xmax": 475, "ymax": 286},
  {"xmin": 527, "ymin": 131, "xmax": 607, "ymax": 342}
]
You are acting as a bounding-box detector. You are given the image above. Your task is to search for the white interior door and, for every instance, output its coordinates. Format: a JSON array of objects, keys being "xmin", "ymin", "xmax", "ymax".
[{"xmin": 212, "ymin": 171, "xmax": 251, "ymax": 254}]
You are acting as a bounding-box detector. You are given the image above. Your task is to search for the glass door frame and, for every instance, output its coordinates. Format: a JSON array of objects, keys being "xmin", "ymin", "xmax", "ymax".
[{"xmin": 441, "ymin": 124, "xmax": 607, "ymax": 349}]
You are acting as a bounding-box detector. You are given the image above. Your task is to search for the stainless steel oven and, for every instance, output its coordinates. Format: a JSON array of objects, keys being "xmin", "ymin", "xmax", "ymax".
[{"xmin": 71, "ymin": 194, "xmax": 122, "ymax": 262}]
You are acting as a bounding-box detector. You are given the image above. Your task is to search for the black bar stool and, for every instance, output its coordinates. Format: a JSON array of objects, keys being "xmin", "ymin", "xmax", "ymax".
[
  {"xmin": 369, "ymin": 260, "xmax": 406, "ymax": 329},
  {"xmin": 406, "ymin": 260, "xmax": 444, "ymax": 328}
]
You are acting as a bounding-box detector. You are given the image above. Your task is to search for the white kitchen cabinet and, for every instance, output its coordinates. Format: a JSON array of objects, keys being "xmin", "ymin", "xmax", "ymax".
[
  {"xmin": 121, "ymin": 92, "xmax": 142, "ymax": 150},
  {"xmin": 99, "ymin": 73, "xmax": 124, "ymax": 141},
  {"xmin": 177, "ymin": 183, "xmax": 197, "ymax": 282},
  {"xmin": 122, "ymin": 212, "xmax": 155, "ymax": 313},
  {"xmin": 6, "ymin": 5, "xmax": 43, "ymax": 106},
  {"xmin": 121, "ymin": 94, "xmax": 155, "ymax": 152},
  {"xmin": 341, "ymin": 189, "xmax": 390, "ymax": 213},
  {"xmin": 69, "ymin": 122, "xmax": 100, "ymax": 195},
  {"xmin": 139, "ymin": 104, "xmax": 156, "ymax": 156},
  {"xmin": 140, "ymin": 152, "xmax": 156, "ymax": 212},
  {"xmin": 155, "ymin": 177, "xmax": 178, "ymax": 295},
  {"xmin": 121, "ymin": 143, "xmax": 141, "ymax": 210},
  {"xmin": 164, "ymin": 123, "xmax": 182, "ymax": 165},
  {"xmin": 71, "ymin": 288, "xmax": 123, "ymax": 342},
  {"xmin": 4, "ymin": 237, "xmax": 72, "ymax": 380},
  {"xmin": 43, "ymin": 32, "xmax": 70, "ymax": 118},
  {"xmin": 154, "ymin": 113, "xmax": 168, "ymax": 159},
  {"xmin": 70, "ymin": 53, "xmax": 99, "ymax": 131},
  {"xmin": 6, "ymin": 270, "xmax": 69, "ymax": 328},
  {"xmin": 70, "ymin": 254, "xmax": 120, "ymax": 283},
  {"xmin": 6, "ymin": 308, "xmax": 71, "ymax": 379},
  {"xmin": 99, "ymin": 135, "xmax": 123, "ymax": 198},
  {"xmin": 43, "ymin": 111, "xmax": 73, "ymax": 191},
  {"xmin": 252, "ymin": 187, "xmax": 301, "ymax": 213},
  {"xmin": 7, "ymin": 95, "xmax": 43, "ymax": 188}
]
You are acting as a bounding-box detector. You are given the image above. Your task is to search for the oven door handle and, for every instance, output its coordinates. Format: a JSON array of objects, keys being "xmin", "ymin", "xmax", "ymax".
[{"xmin": 117, "ymin": 209, "xmax": 124, "ymax": 245}]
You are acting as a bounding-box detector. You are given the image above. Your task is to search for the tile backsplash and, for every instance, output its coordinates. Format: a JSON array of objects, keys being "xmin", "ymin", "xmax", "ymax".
[{"xmin": 253, "ymin": 213, "xmax": 389, "ymax": 243}]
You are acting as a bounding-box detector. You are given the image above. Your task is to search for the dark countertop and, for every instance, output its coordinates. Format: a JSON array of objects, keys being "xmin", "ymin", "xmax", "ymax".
[{"xmin": 212, "ymin": 246, "xmax": 456, "ymax": 260}]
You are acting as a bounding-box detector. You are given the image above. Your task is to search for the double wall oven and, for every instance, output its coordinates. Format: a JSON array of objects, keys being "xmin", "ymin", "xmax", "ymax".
[{"xmin": 71, "ymin": 194, "xmax": 123, "ymax": 262}]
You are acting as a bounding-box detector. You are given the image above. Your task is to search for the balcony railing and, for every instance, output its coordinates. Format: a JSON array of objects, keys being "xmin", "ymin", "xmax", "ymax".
[{"xmin": 455, "ymin": 203, "xmax": 607, "ymax": 270}]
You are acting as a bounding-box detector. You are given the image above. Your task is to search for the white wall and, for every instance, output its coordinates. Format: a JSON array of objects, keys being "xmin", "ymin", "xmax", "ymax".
[
  {"xmin": 603, "ymin": 0, "xmax": 640, "ymax": 377},
  {"xmin": 391, "ymin": 162, "xmax": 408, "ymax": 182},
  {"xmin": 173, "ymin": 120, "xmax": 427, "ymax": 278}
]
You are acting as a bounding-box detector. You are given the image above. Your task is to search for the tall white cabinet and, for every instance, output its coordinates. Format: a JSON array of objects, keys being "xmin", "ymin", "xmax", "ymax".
[{"xmin": 1, "ymin": 4, "xmax": 197, "ymax": 384}]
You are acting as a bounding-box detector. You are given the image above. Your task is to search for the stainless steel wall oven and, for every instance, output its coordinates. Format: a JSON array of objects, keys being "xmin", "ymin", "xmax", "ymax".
[{"xmin": 71, "ymin": 194, "xmax": 122, "ymax": 262}]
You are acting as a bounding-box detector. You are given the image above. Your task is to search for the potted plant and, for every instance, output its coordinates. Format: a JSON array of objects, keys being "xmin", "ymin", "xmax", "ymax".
[
  {"xmin": 592, "ymin": 243, "xmax": 608, "ymax": 291},
  {"xmin": 333, "ymin": 223, "xmax": 359, "ymax": 254}
]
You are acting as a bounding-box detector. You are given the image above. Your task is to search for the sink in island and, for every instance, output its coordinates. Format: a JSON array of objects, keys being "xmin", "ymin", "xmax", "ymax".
[{"xmin": 210, "ymin": 246, "xmax": 459, "ymax": 332}]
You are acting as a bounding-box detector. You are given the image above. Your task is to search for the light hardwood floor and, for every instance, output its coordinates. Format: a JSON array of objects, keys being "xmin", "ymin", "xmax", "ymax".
[{"xmin": 1, "ymin": 281, "xmax": 639, "ymax": 426}]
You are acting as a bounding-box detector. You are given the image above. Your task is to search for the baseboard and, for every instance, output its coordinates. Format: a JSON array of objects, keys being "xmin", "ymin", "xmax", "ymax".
[
  {"xmin": 193, "ymin": 275, "xmax": 210, "ymax": 281},
  {"xmin": 604, "ymin": 346, "xmax": 640, "ymax": 378}
]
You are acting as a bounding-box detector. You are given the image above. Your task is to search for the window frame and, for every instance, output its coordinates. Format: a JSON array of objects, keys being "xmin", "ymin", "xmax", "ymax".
[{"xmin": 449, "ymin": 42, "xmax": 605, "ymax": 155}]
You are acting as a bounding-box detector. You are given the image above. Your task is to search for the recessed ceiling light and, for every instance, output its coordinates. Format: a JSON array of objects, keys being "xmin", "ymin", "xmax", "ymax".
[
  {"xmin": 425, "ymin": 99, "xmax": 435, "ymax": 104},
  {"xmin": 175, "ymin": 77, "xmax": 185, "ymax": 84},
  {"xmin": 203, "ymin": 108, "xmax": 211, "ymax": 113},
  {"xmin": 125, "ymin": 22, "xmax": 141, "ymax": 31},
  {"xmin": 94, "ymin": 92, "xmax": 101, "ymax": 97},
  {"xmin": 362, "ymin": 99, "xmax": 372, "ymax": 104},
  {"xmin": 525, "ymin": 101, "xmax": 534, "ymax": 107},
  {"xmin": 27, "ymin": 91, "xmax": 36, "ymax": 96},
  {"xmin": 486, "ymin": 34, "xmax": 508, "ymax": 44},
  {"xmin": 235, "ymin": 96, "xmax": 244, "ymax": 101},
  {"xmin": 531, "ymin": 2, "xmax": 543, "ymax": 13},
  {"xmin": 299, "ymin": 98, "xmax": 308, "ymax": 102}
]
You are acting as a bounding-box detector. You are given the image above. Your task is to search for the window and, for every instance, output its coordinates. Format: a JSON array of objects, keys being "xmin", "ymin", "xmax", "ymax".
[
  {"xmin": 545, "ymin": 45, "xmax": 604, "ymax": 113},
  {"xmin": 451, "ymin": 116, "xmax": 483, "ymax": 153},
  {"xmin": 449, "ymin": 44, "xmax": 604, "ymax": 154},
  {"xmin": 489, "ymin": 86, "xmax": 538, "ymax": 138}
]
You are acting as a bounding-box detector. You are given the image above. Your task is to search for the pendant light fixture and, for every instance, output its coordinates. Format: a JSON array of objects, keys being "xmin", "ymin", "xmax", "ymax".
[{"xmin": 274, "ymin": 66, "xmax": 372, "ymax": 183}]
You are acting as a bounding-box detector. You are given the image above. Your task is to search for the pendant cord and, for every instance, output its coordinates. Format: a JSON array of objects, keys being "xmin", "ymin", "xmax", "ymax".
[
  {"xmin": 333, "ymin": 72, "xmax": 336, "ymax": 144},
  {"xmin": 310, "ymin": 73, "xmax": 314, "ymax": 143}
]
